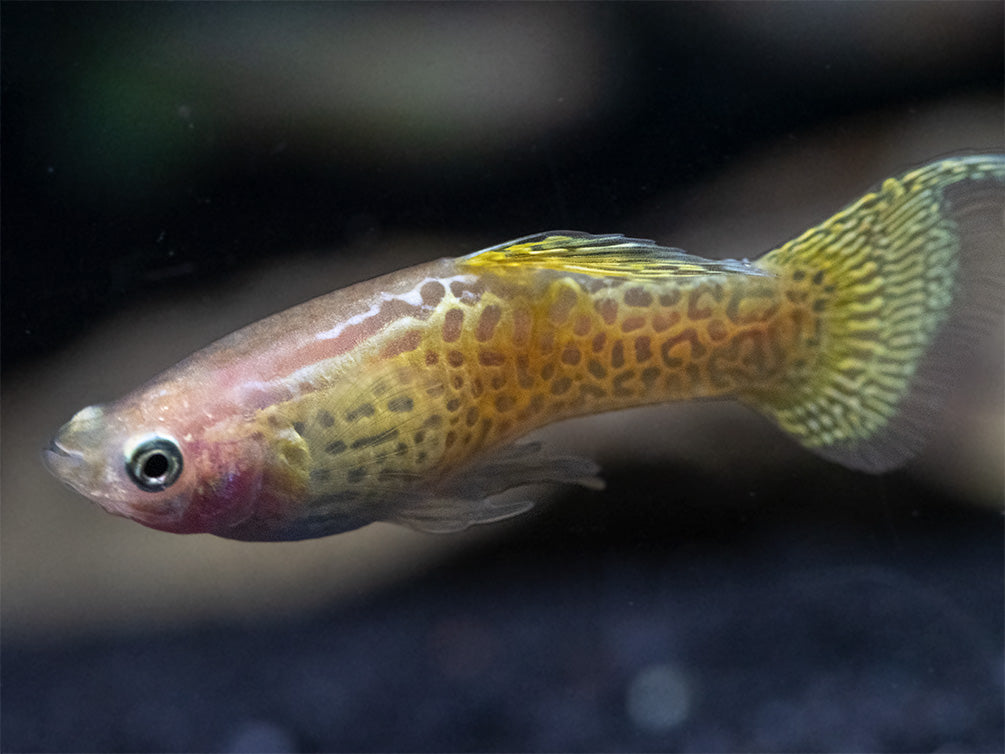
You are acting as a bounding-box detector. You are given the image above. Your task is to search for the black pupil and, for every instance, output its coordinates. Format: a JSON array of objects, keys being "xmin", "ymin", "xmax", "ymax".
[{"xmin": 142, "ymin": 452, "xmax": 170, "ymax": 479}]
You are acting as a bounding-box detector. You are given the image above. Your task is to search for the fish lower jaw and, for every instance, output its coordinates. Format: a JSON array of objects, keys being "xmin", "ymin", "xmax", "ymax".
[{"xmin": 41, "ymin": 439, "xmax": 87, "ymax": 489}]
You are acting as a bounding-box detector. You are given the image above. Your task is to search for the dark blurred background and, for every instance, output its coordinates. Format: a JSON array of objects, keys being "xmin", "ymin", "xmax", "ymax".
[{"xmin": 2, "ymin": 3, "xmax": 1002, "ymax": 752}]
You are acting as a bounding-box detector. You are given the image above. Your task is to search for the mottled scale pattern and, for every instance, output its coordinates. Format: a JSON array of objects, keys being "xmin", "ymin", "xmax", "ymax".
[
  {"xmin": 257, "ymin": 271, "xmax": 809, "ymax": 506},
  {"xmin": 43, "ymin": 154, "xmax": 1004, "ymax": 541},
  {"xmin": 752, "ymin": 155, "xmax": 1005, "ymax": 466},
  {"xmin": 246, "ymin": 155, "xmax": 1004, "ymax": 506}
]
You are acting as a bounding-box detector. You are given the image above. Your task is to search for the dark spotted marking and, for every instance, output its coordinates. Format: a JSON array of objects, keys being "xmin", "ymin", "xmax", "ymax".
[
  {"xmin": 573, "ymin": 313, "xmax": 592, "ymax": 336},
  {"xmin": 476, "ymin": 304, "xmax": 502, "ymax": 342},
  {"xmin": 687, "ymin": 285, "xmax": 721, "ymax": 321},
  {"xmin": 587, "ymin": 359, "xmax": 607, "ymax": 380},
  {"xmin": 345, "ymin": 404, "xmax": 375, "ymax": 422},
  {"xmin": 325, "ymin": 440, "xmax": 347, "ymax": 455},
  {"xmin": 551, "ymin": 376, "xmax": 572, "ymax": 395},
  {"xmin": 442, "ymin": 308, "xmax": 464, "ymax": 343},
  {"xmin": 561, "ymin": 346, "xmax": 581, "ymax": 366},
  {"xmin": 620, "ymin": 315, "xmax": 646, "ymax": 333},
  {"xmin": 659, "ymin": 291, "xmax": 681, "ymax": 307},
  {"xmin": 549, "ymin": 286, "xmax": 577, "ymax": 325},
  {"xmin": 479, "ymin": 350, "xmax": 506, "ymax": 367},
  {"xmin": 350, "ymin": 428, "xmax": 400, "ymax": 449},
  {"xmin": 726, "ymin": 284, "xmax": 780, "ymax": 325},
  {"xmin": 611, "ymin": 341, "xmax": 625, "ymax": 369},
  {"xmin": 420, "ymin": 280, "xmax": 446, "ymax": 307},
  {"xmin": 292, "ymin": 421, "xmax": 306, "ymax": 436},
  {"xmin": 426, "ymin": 351, "xmax": 439, "ymax": 366},
  {"xmin": 495, "ymin": 394, "xmax": 516, "ymax": 412},
  {"xmin": 447, "ymin": 350, "xmax": 465, "ymax": 367},
  {"xmin": 380, "ymin": 330, "xmax": 422, "ymax": 359},
  {"xmin": 613, "ymin": 370, "xmax": 635, "ymax": 396},
  {"xmin": 707, "ymin": 319, "xmax": 728, "ymax": 341},
  {"xmin": 634, "ymin": 336, "xmax": 653, "ymax": 363},
  {"xmin": 624, "ymin": 287, "xmax": 653, "ymax": 308},
  {"xmin": 595, "ymin": 298, "xmax": 618, "ymax": 325},
  {"xmin": 347, "ymin": 467, "xmax": 366, "ymax": 484},
  {"xmin": 641, "ymin": 366, "xmax": 660, "ymax": 386},
  {"xmin": 660, "ymin": 329, "xmax": 705, "ymax": 368},
  {"xmin": 317, "ymin": 410, "xmax": 335, "ymax": 428},
  {"xmin": 388, "ymin": 396, "xmax": 414, "ymax": 412},
  {"xmin": 651, "ymin": 311, "xmax": 680, "ymax": 332},
  {"xmin": 310, "ymin": 468, "xmax": 332, "ymax": 482}
]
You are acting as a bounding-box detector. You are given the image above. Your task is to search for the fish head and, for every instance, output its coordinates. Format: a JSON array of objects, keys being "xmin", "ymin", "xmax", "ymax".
[{"xmin": 43, "ymin": 388, "xmax": 266, "ymax": 536}]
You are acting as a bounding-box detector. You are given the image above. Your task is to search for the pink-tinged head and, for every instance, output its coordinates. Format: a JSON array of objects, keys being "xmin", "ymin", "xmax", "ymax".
[{"xmin": 43, "ymin": 387, "xmax": 269, "ymax": 537}]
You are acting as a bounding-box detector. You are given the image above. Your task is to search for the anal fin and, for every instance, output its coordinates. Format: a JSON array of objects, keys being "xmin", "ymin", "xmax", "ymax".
[{"xmin": 389, "ymin": 442, "xmax": 603, "ymax": 533}]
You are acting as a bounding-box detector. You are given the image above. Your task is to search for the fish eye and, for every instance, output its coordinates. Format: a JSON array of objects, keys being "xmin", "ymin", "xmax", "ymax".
[{"xmin": 126, "ymin": 437, "xmax": 183, "ymax": 492}]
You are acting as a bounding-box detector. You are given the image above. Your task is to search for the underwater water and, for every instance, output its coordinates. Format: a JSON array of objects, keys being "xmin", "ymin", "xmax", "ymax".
[{"xmin": 2, "ymin": 3, "xmax": 1002, "ymax": 751}]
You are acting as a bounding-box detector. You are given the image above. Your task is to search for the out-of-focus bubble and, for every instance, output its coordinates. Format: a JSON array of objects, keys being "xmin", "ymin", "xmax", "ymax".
[
  {"xmin": 222, "ymin": 719, "xmax": 298, "ymax": 754},
  {"xmin": 625, "ymin": 662, "xmax": 692, "ymax": 733}
]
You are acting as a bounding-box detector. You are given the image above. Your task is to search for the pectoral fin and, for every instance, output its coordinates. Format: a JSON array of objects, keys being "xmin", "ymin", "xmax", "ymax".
[{"xmin": 389, "ymin": 442, "xmax": 604, "ymax": 533}]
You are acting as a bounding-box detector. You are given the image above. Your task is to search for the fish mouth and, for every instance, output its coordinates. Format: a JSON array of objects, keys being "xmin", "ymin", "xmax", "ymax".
[
  {"xmin": 42, "ymin": 436, "xmax": 88, "ymax": 490},
  {"xmin": 42, "ymin": 405, "xmax": 107, "ymax": 495}
]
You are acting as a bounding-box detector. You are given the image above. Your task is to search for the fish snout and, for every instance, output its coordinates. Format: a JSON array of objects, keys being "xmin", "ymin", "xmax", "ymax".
[{"xmin": 41, "ymin": 404, "xmax": 109, "ymax": 496}]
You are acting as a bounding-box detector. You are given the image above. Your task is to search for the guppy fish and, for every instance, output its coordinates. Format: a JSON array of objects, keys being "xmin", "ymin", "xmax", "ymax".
[{"xmin": 44, "ymin": 155, "xmax": 1005, "ymax": 540}]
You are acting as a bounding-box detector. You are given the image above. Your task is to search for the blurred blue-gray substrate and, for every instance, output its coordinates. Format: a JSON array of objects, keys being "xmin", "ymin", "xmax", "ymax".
[{"xmin": 4, "ymin": 467, "xmax": 1002, "ymax": 752}]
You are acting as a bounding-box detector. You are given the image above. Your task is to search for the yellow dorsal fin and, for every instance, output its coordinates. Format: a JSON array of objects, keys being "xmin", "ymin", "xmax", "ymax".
[{"xmin": 459, "ymin": 231, "xmax": 771, "ymax": 280}]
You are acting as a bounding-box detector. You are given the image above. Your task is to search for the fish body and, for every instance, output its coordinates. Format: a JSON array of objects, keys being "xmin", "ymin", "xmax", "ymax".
[{"xmin": 44, "ymin": 155, "xmax": 1005, "ymax": 540}]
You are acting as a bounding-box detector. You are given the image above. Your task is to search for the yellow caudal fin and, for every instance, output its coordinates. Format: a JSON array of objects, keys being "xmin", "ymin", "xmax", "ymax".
[
  {"xmin": 750, "ymin": 154, "xmax": 1005, "ymax": 472},
  {"xmin": 459, "ymin": 231, "xmax": 771, "ymax": 280}
]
